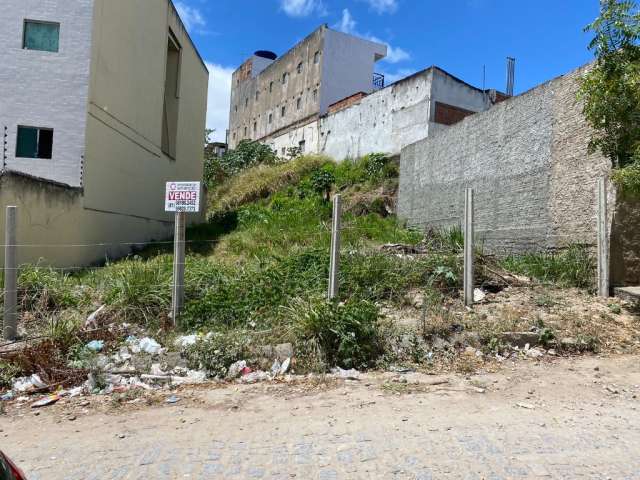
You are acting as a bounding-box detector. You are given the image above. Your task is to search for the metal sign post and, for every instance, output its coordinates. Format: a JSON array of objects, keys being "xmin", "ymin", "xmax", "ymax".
[{"xmin": 165, "ymin": 182, "xmax": 201, "ymax": 326}]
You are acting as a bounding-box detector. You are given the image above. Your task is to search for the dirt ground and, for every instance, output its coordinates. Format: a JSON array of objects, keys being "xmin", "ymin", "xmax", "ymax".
[{"xmin": 2, "ymin": 353, "xmax": 640, "ymax": 479}]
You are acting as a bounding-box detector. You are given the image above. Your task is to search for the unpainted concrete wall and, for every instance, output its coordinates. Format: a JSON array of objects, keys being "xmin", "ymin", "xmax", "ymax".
[{"xmin": 398, "ymin": 65, "xmax": 640, "ymax": 286}]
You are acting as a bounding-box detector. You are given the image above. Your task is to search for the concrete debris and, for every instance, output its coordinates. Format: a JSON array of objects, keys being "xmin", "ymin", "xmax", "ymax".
[
  {"xmin": 526, "ymin": 348, "xmax": 545, "ymax": 359},
  {"xmin": 500, "ymin": 332, "xmax": 540, "ymax": 348}
]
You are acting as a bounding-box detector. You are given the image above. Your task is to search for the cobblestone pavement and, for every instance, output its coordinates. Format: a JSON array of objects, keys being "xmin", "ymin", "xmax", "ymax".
[{"xmin": 3, "ymin": 355, "xmax": 640, "ymax": 479}]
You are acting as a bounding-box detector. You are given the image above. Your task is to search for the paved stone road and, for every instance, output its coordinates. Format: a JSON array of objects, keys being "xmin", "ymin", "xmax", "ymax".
[{"xmin": 3, "ymin": 355, "xmax": 640, "ymax": 479}]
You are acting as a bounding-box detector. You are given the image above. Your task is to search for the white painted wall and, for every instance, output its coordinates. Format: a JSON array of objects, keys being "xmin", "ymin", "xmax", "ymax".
[
  {"xmin": 266, "ymin": 67, "xmax": 497, "ymax": 162},
  {"xmin": 0, "ymin": 0, "xmax": 94, "ymax": 187},
  {"xmin": 268, "ymin": 122, "xmax": 320, "ymax": 157},
  {"xmin": 320, "ymin": 29, "xmax": 387, "ymax": 114}
]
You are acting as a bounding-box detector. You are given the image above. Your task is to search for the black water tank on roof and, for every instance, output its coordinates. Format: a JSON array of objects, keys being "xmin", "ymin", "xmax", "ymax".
[{"xmin": 254, "ymin": 50, "xmax": 277, "ymax": 61}]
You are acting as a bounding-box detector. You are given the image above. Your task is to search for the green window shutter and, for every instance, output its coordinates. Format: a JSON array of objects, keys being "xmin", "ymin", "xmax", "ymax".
[
  {"xmin": 16, "ymin": 127, "xmax": 39, "ymax": 158},
  {"xmin": 24, "ymin": 21, "xmax": 60, "ymax": 52}
]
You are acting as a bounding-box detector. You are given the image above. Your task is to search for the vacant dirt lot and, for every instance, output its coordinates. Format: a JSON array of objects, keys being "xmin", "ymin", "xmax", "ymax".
[{"xmin": 2, "ymin": 354, "xmax": 640, "ymax": 479}]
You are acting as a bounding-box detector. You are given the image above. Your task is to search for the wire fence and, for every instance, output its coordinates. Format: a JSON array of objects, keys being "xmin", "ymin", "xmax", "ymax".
[{"xmin": 1, "ymin": 179, "xmax": 611, "ymax": 343}]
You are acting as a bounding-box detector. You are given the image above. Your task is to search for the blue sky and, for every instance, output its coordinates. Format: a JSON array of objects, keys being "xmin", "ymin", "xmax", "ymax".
[{"xmin": 174, "ymin": 0, "xmax": 601, "ymax": 142}]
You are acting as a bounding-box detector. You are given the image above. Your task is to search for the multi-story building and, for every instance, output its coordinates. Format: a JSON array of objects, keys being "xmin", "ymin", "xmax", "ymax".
[
  {"xmin": 228, "ymin": 26, "xmax": 507, "ymax": 160},
  {"xmin": 228, "ymin": 25, "xmax": 387, "ymax": 151},
  {"xmin": 0, "ymin": 0, "xmax": 209, "ymax": 267}
]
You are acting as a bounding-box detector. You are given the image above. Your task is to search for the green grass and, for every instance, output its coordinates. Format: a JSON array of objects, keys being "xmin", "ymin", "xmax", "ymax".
[
  {"xmin": 0, "ymin": 153, "xmax": 599, "ymax": 376},
  {"xmin": 499, "ymin": 244, "xmax": 596, "ymax": 289}
]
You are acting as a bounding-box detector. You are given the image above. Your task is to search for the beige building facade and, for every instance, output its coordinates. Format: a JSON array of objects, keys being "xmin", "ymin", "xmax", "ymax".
[{"xmin": 0, "ymin": 0, "xmax": 209, "ymax": 267}]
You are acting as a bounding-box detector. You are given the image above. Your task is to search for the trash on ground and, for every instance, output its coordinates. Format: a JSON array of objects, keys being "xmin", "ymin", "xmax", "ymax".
[
  {"xmin": 13, "ymin": 374, "xmax": 47, "ymax": 393},
  {"xmin": 240, "ymin": 371, "xmax": 270, "ymax": 384},
  {"xmin": 279, "ymin": 357, "xmax": 291, "ymax": 375},
  {"xmin": 174, "ymin": 335, "xmax": 198, "ymax": 348},
  {"xmin": 84, "ymin": 305, "xmax": 106, "ymax": 329},
  {"xmin": 165, "ymin": 395, "xmax": 180, "ymax": 404},
  {"xmin": 31, "ymin": 394, "xmax": 60, "ymax": 408},
  {"xmin": 227, "ymin": 360, "xmax": 247, "ymax": 379},
  {"xmin": 86, "ymin": 340, "xmax": 105, "ymax": 352},
  {"xmin": 331, "ymin": 367, "xmax": 361, "ymax": 380},
  {"xmin": 473, "ymin": 288, "xmax": 487, "ymax": 302}
]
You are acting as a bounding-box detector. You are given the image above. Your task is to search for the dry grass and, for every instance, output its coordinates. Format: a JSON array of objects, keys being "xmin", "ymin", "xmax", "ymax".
[{"xmin": 207, "ymin": 155, "xmax": 329, "ymax": 216}]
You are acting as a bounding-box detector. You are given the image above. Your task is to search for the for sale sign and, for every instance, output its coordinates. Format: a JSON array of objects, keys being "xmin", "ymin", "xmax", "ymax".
[{"xmin": 165, "ymin": 182, "xmax": 201, "ymax": 213}]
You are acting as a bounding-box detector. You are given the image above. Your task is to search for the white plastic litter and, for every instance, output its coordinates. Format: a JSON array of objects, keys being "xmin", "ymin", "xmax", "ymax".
[
  {"xmin": 227, "ymin": 360, "xmax": 247, "ymax": 379},
  {"xmin": 174, "ymin": 335, "xmax": 198, "ymax": 348},
  {"xmin": 128, "ymin": 337, "xmax": 162, "ymax": 355},
  {"xmin": 331, "ymin": 367, "xmax": 360, "ymax": 380},
  {"xmin": 13, "ymin": 374, "xmax": 47, "ymax": 393},
  {"xmin": 473, "ymin": 288, "xmax": 487, "ymax": 302}
]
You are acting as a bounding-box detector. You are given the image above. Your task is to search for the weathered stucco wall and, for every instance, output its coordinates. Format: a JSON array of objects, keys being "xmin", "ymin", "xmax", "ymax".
[
  {"xmin": 0, "ymin": 0, "xmax": 94, "ymax": 187},
  {"xmin": 398, "ymin": 65, "xmax": 640, "ymax": 286},
  {"xmin": 266, "ymin": 67, "xmax": 495, "ymax": 161},
  {"xmin": 228, "ymin": 28, "xmax": 325, "ymax": 148},
  {"xmin": 0, "ymin": 174, "xmax": 172, "ymax": 268}
]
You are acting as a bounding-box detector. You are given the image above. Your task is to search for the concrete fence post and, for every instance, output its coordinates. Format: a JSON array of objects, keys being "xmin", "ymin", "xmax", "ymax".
[
  {"xmin": 171, "ymin": 211, "xmax": 186, "ymax": 326},
  {"xmin": 3, "ymin": 206, "xmax": 18, "ymax": 341},
  {"xmin": 328, "ymin": 194, "xmax": 342, "ymax": 301},
  {"xmin": 463, "ymin": 188, "xmax": 474, "ymax": 307},
  {"xmin": 597, "ymin": 177, "xmax": 610, "ymax": 298}
]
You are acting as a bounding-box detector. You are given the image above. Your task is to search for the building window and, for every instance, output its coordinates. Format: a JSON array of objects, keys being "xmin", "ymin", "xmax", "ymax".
[
  {"xmin": 282, "ymin": 72, "xmax": 288, "ymax": 85},
  {"xmin": 269, "ymin": 81, "xmax": 274, "ymax": 93},
  {"xmin": 233, "ymin": 132, "xmax": 236, "ymax": 140},
  {"xmin": 235, "ymin": 105, "xmax": 238, "ymax": 112},
  {"xmin": 299, "ymin": 140, "xmax": 306, "ymax": 153},
  {"xmin": 16, "ymin": 126, "xmax": 53, "ymax": 159},
  {"xmin": 281, "ymin": 106, "xmax": 286, "ymax": 117},
  {"xmin": 297, "ymin": 98, "xmax": 302, "ymax": 110},
  {"xmin": 313, "ymin": 89, "xmax": 318, "ymax": 101},
  {"xmin": 314, "ymin": 51, "xmax": 320, "ymax": 64},
  {"xmin": 244, "ymin": 126, "xmax": 247, "ymax": 137},
  {"xmin": 297, "ymin": 62, "xmax": 303, "ymax": 74},
  {"xmin": 281, "ymin": 147, "xmax": 286, "ymax": 156},
  {"xmin": 23, "ymin": 20, "xmax": 60, "ymax": 52},
  {"xmin": 162, "ymin": 30, "xmax": 181, "ymax": 159},
  {"xmin": 245, "ymin": 98, "xmax": 248, "ymax": 108},
  {"xmin": 268, "ymin": 113, "xmax": 273, "ymax": 124},
  {"xmin": 253, "ymin": 122, "xmax": 257, "ymax": 134}
]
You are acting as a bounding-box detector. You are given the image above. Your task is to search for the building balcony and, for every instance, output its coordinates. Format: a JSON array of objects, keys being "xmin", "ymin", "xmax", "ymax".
[{"xmin": 373, "ymin": 72, "xmax": 385, "ymax": 90}]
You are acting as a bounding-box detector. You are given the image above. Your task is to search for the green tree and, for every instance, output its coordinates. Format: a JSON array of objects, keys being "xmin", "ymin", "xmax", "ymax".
[{"xmin": 579, "ymin": 0, "xmax": 640, "ymax": 194}]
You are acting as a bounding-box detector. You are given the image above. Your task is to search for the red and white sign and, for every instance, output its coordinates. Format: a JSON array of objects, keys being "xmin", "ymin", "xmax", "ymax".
[{"xmin": 165, "ymin": 182, "xmax": 201, "ymax": 213}]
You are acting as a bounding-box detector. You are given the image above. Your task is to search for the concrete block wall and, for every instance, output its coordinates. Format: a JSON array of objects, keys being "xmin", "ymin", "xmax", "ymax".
[
  {"xmin": 398, "ymin": 64, "xmax": 640, "ymax": 285},
  {"xmin": 0, "ymin": 0, "xmax": 94, "ymax": 187}
]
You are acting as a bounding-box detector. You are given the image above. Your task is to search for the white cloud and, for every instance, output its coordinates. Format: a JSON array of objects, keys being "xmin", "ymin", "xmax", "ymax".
[
  {"xmin": 335, "ymin": 9, "xmax": 410, "ymax": 64},
  {"xmin": 380, "ymin": 68, "xmax": 417, "ymax": 84},
  {"xmin": 280, "ymin": 0, "xmax": 327, "ymax": 17},
  {"xmin": 359, "ymin": 0, "xmax": 399, "ymax": 14},
  {"xmin": 336, "ymin": 8, "xmax": 357, "ymax": 34},
  {"xmin": 205, "ymin": 63, "xmax": 234, "ymax": 143},
  {"xmin": 174, "ymin": 1, "xmax": 206, "ymax": 32}
]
